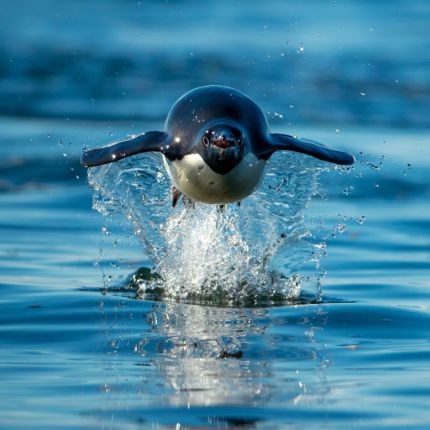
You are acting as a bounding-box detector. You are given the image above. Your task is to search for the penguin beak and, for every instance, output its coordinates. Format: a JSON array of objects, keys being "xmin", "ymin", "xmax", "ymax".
[
  {"xmin": 212, "ymin": 135, "xmax": 235, "ymax": 149},
  {"xmin": 211, "ymin": 137, "xmax": 243, "ymax": 160}
]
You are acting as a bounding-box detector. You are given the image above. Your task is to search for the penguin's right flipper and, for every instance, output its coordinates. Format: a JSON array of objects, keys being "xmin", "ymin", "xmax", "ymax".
[
  {"xmin": 264, "ymin": 133, "xmax": 355, "ymax": 165},
  {"xmin": 81, "ymin": 131, "xmax": 174, "ymax": 167}
]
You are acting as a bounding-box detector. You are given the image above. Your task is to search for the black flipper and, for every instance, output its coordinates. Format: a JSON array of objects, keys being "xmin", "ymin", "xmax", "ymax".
[
  {"xmin": 81, "ymin": 131, "xmax": 174, "ymax": 167},
  {"xmin": 264, "ymin": 133, "xmax": 354, "ymax": 165}
]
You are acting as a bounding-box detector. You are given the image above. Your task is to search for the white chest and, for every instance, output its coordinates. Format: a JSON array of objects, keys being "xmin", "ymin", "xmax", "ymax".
[{"xmin": 163, "ymin": 153, "xmax": 266, "ymax": 204}]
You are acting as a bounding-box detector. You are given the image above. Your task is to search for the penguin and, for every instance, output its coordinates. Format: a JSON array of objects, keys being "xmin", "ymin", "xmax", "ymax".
[{"xmin": 81, "ymin": 85, "xmax": 354, "ymax": 206}]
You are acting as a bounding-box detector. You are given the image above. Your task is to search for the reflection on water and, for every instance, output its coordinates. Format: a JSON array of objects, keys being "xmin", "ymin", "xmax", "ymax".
[
  {"xmin": 141, "ymin": 304, "xmax": 271, "ymax": 408},
  {"xmin": 99, "ymin": 297, "xmax": 330, "ymax": 427}
]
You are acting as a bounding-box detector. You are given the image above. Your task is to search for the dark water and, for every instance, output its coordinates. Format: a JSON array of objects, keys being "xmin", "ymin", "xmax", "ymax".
[{"xmin": 1, "ymin": 1, "xmax": 430, "ymax": 428}]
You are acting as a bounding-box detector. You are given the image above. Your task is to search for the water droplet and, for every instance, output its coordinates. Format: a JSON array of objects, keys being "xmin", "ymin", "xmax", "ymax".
[
  {"xmin": 355, "ymin": 216, "xmax": 366, "ymax": 225},
  {"xmin": 335, "ymin": 223, "xmax": 346, "ymax": 234},
  {"xmin": 343, "ymin": 185, "xmax": 354, "ymax": 196},
  {"xmin": 361, "ymin": 160, "xmax": 382, "ymax": 171},
  {"xmin": 360, "ymin": 91, "xmax": 366, "ymax": 96}
]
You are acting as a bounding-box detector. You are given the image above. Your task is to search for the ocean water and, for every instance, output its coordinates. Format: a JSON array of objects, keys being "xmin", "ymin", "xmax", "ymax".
[{"xmin": 1, "ymin": 1, "xmax": 430, "ymax": 429}]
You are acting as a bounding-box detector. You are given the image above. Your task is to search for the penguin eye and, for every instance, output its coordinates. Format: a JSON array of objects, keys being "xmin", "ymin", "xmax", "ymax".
[{"xmin": 202, "ymin": 136, "xmax": 210, "ymax": 147}]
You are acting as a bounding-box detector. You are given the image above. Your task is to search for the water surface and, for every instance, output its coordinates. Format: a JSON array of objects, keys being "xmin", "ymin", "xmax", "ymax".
[{"xmin": 1, "ymin": 1, "xmax": 430, "ymax": 429}]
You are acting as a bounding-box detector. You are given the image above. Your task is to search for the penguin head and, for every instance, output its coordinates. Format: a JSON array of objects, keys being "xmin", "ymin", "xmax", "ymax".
[{"xmin": 195, "ymin": 123, "xmax": 248, "ymax": 174}]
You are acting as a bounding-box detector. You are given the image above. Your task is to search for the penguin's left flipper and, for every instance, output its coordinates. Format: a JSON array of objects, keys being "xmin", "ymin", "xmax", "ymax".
[
  {"xmin": 81, "ymin": 131, "xmax": 175, "ymax": 167},
  {"xmin": 267, "ymin": 134, "xmax": 354, "ymax": 165}
]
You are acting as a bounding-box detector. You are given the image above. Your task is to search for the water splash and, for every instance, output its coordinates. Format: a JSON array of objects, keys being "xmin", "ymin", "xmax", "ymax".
[{"xmin": 88, "ymin": 151, "xmax": 329, "ymax": 304}]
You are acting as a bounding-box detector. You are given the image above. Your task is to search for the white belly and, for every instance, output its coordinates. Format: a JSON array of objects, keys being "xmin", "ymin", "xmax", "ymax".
[{"xmin": 163, "ymin": 153, "xmax": 266, "ymax": 204}]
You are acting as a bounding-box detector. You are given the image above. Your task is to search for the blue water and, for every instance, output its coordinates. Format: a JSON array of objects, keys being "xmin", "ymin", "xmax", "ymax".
[{"xmin": 1, "ymin": 1, "xmax": 430, "ymax": 428}]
